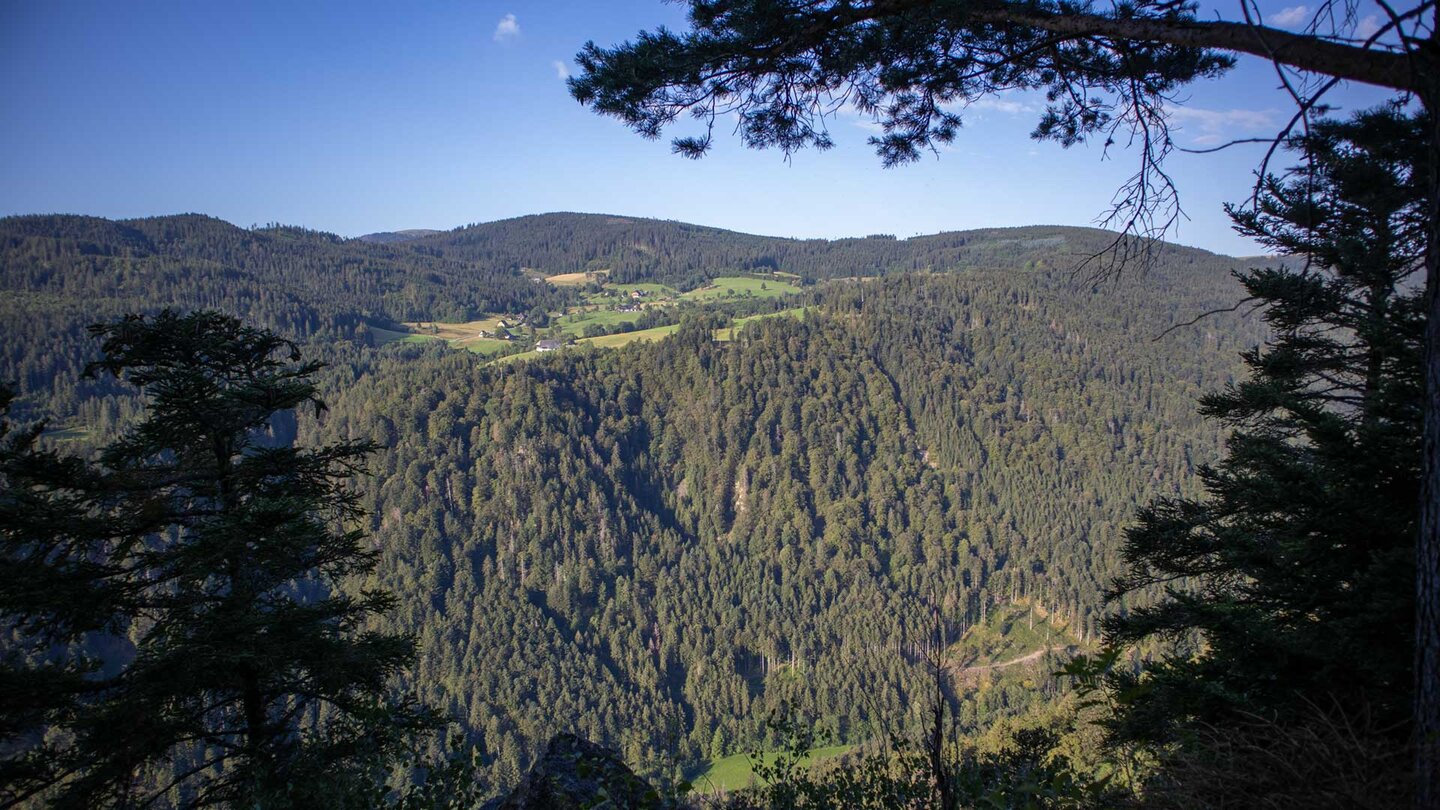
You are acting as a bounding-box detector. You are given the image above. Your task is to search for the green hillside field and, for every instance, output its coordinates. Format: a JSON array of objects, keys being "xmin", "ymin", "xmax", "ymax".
[{"xmin": 692, "ymin": 745, "xmax": 854, "ymax": 794}]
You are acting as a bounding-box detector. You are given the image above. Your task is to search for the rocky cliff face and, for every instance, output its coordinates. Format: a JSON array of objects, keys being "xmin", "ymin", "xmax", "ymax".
[{"xmin": 499, "ymin": 734, "xmax": 668, "ymax": 809}]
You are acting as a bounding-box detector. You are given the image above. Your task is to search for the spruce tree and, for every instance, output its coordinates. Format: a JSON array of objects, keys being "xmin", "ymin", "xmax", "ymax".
[
  {"xmin": 1105, "ymin": 107, "xmax": 1424, "ymax": 767},
  {"xmin": 1, "ymin": 311, "xmax": 433, "ymax": 808},
  {"xmin": 0, "ymin": 382, "xmax": 146, "ymax": 806}
]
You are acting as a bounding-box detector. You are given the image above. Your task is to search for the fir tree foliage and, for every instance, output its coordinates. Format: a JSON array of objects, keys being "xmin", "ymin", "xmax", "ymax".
[
  {"xmin": 2, "ymin": 311, "xmax": 435, "ymax": 808},
  {"xmin": 0, "ymin": 382, "xmax": 135, "ymax": 804},
  {"xmin": 1105, "ymin": 107, "xmax": 1425, "ymax": 752}
]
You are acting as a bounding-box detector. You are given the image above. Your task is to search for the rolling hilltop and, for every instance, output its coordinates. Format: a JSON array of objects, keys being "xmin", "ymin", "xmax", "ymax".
[
  {"xmin": 364, "ymin": 211, "xmax": 1239, "ymax": 289},
  {"xmin": 1, "ymin": 210, "xmax": 1253, "ymax": 423},
  {"xmin": 357, "ymin": 228, "xmax": 444, "ymax": 244}
]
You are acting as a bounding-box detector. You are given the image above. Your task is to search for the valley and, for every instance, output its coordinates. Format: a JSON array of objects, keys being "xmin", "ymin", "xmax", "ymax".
[{"xmin": 0, "ymin": 211, "xmax": 1267, "ymax": 801}]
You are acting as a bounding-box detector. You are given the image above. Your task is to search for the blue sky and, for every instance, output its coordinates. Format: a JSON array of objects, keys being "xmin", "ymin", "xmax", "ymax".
[{"xmin": 0, "ymin": 1, "xmax": 1402, "ymax": 256}]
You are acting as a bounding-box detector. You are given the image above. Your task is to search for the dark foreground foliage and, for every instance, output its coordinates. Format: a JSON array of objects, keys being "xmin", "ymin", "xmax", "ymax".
[{"xmin": 1102, "ymin": 107, "xmax": 1424, "ymax": 801}]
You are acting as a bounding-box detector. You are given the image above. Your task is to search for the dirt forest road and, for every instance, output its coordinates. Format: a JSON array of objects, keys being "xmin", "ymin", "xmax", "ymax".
[{"xmin": 953, "ymin": 646, "xmax": 1071, "ymax": 677}]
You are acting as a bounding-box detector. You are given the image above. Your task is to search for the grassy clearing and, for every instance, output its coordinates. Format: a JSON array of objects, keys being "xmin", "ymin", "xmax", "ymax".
[
  {"xmin": 609, "ymin": 282, "xmax": 676, "ymax": 296},
  {"xmin": 693, "ymin": 745, "xmax": 853, "ymax": 794},
  {"xmin": 545, "ymin": 271, "xmax": 598, "ymax": 287},
  {"xmin": 489, "ymin": 349, "xmax": 540, "ymax": 365},
  {"xmin": 578, "ymin": 323, "xmax": 681, "ymax": 348},
  {"xmin": 681, "ymin": 275, "xmax": 801, "ymax": 301},
  {"xmin": 373, "ymin": 327, "xmax": 444, "ymax": 346},
  {"xmin": 401, "ymin": 319, "xmax": 506, "ymax": 341},
  {"xmin": 555, "ymin": 308, "xmax": 646, "ymax": 336},
  {"xmin": 463, "ymin": 338, "xmax": 516, "ymax": 356},
  {"xmin": 714, "ymin": 308, "xmax": 808, "ymax": 341},
  {"xmin": 387, "ymin": 318, "xmax": 529, "ymax": 352},
  {"xmin": 735, "ymin": 307, "xmax": 807, "ymax": 327},
  {"xmin": 369, "ymin": 325, "xmax": 422, "ymax": 345},
  {"xmin": 950, "ymin": 602, "xmax": 1071, "ymax": 668}
]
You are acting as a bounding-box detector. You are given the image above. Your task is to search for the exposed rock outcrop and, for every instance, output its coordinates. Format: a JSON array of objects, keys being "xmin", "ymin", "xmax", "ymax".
[{"xmin": 499, "ymin": 734, "xmax": 667, "ymax": 809}]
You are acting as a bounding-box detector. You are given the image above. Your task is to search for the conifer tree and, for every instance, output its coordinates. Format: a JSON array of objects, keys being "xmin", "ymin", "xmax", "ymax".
[
  {"xmin": 0, "ymin": 382, "xmax": 145, "ymax": 806},
  {"xmin": 1105, "ymin": 107, "xmax": 1424, "ymax": 776},
  {"xmin": 1, "ymin": 311, "xmax": 433, "ymax": 808}
]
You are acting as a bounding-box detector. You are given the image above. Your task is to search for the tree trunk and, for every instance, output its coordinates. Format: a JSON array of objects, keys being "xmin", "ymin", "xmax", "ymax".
[
  {"xmin": 810, "ymin": 1, "xmax": 1418, "ymax": 91},
  {"xmin": 1418, "ymin": 74, "xmax": 1440, "ymax": 810}
]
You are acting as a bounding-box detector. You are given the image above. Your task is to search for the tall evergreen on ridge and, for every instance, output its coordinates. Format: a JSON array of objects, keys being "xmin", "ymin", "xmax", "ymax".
[{"xmin": 1104, "ymin": 107, "xmax": 1425, "ymax": 799}]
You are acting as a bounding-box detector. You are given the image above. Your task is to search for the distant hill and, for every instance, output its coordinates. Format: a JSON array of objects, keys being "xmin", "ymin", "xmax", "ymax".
[
  {"xmin": 356, "ymin": 228, "xmax": 442, "ymax": 244},
  {"xmin": 0, "ymin": 213, "xmax": 573, "ymax": 420},
  {"xmin": 399, "ymin": 212, "xmax": 1254, "ymax": 291},
  {"xmin": 1, "ymin": 210, "xmax": 1271, "ymax": 423}
]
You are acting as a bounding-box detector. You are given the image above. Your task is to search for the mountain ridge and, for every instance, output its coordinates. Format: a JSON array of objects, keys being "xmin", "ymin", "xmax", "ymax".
[{"xmin": 3, "ymin": 209, "xmax": 1263, "ymax": 261}]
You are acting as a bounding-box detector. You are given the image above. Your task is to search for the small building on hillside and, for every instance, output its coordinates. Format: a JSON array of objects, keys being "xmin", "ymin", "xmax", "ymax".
[{"xmin": 536, "ymin": 339, "xmax": 563, "ymax": 352}]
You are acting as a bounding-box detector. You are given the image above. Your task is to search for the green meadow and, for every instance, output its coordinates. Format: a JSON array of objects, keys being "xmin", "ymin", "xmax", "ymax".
[
  {"xmin": 578, "ymin": 323, "xmax": 682, "ymax": 348},
  {"xmin": 681, "ymin": 275, "xmax": 801, "ymax": 300},
  {"xmin": 692, "ymin": 745, "xmax": 853, "ymax": 794}
]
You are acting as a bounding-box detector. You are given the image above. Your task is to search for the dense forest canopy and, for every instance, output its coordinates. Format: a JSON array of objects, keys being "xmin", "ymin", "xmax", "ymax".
[{"xmin": 2, "ymin": 210, "xmax": 1268, "ymax": 799}]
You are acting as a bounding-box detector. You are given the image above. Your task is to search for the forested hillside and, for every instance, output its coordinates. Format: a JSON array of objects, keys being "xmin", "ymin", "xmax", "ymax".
[
  {"xmin": 3, "ymin": 211, "xmax": 1267, "ymax": 798},
  {"xmin": 306, "ymin": 264, "xmax": 1262, "ymax": 795},
  {"xmin": 0, "ymin": 214, "xmax": 573, "ymax": 421},
  {"xmin": 404, "ymin": 212, "xmax": 1190, "ymax": 289},
  {"xmin": 1, "ymin": 210, "xmax": 1245, "ymax": 421}
]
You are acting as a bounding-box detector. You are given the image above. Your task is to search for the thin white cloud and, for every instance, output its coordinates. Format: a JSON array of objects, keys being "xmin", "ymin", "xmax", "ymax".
[
  {"xmin": 967, "ymin": 96, "xmax": 1035, "ymax": 115},
  {"xmin": 1269, "ymin": 5, "xmax": 1311, "ymax": 28},
  {"xmin": 1355, "ymin": 14, "xmax": 1381, "ymax": 40},
  {"xmin": 552, "ymin": 60, "xmax": 571, "ymax": 80},
  {"xmin": 825, "ymin": 100, "xmax": 885, "ymax": 133},
  {"xmin": 493, "ymin": 13, "xmax": 520, "ymax": 42},
  {"xmin": 1170, "ymin": 106, "xmax": 1278, "ymax": 146}
]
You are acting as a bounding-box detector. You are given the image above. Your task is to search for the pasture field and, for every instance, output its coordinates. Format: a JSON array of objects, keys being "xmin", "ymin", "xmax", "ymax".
[
  {"xmin": 401, "ymin": 318, "xmax": 506, "ymax": 341},
  {"xmin": 369, "ymin": 325, "xmax": 423, "ymax": 345},
  {"xmin": 545, "ymin": 271, "xmax": 597, "ymax": 287},
  {"xmin": 692, "ymin": 745, "xmax": 853, "ymax": 794},
  {"xmin": 578, "ymin": 323, "xmax": 681, "ymax": 348},
  {"xmin": 463, "ymin": 338, "xmax": 516, "ymax": 356},
  {"xmin": 372, "ymin": 325, "xmax": 470, "ymax": 346},
  {"xmin": 489, "ymin": 349, "xmax": 541, "ymax": 365},
  {"xmin": 681, "ymin": 275, "xmax": 801, "ymax": 301},
  {"xmin": 714, "ymin": 307, "xmax": 808, "ymax": 341},
  {"xmin": 609, "ymin": 282, "xmax": 676, "ymax": 296},
  {"xmin": 556, "ymin": 308, "xmax": 646, "ymax": 336},
  {"xmin": 382, "ymin": 318, "xmax": 527, "ymax": 352}
]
